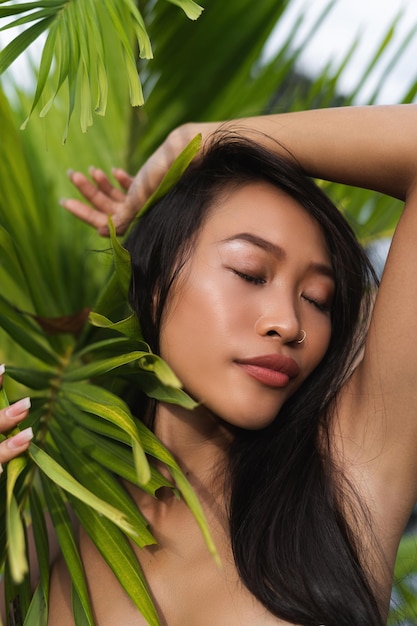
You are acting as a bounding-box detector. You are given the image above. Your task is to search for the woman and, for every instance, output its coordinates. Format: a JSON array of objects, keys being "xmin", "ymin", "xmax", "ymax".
[{"xmin": 2, "ymin": 105, "xmax": 417, "ymax": 625}]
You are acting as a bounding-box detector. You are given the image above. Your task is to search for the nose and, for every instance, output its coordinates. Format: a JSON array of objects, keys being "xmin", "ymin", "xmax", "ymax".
[{"xmin": 255, "ymin": 297, "xmax": 301, "ymax": 344}]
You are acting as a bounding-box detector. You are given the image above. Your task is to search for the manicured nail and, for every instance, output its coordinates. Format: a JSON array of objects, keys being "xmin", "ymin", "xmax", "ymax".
[
  {"xmin": 5, "ymin": 397, "xmax": 31, "ymax": 418},
  {"xmin": 7, "ymin": 427, "xmax": 33, "ymax": 449},
  {"xmin": 0, "ymin": 364, "xmax": 5, "ymax": 376}
]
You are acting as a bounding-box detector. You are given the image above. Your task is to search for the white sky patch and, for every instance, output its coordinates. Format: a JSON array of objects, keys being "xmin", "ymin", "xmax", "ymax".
[
  {"xmin": 0, "ymin": 18, "xmax": 45, "ymax": 93},
  {"xmin": 266, "ymin": 0, "xmax": 417, "ymax": 103}
]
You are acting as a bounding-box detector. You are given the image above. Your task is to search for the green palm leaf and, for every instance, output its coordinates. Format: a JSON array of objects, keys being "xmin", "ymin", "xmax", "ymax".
[
  {"xmin": 28, "ymin": 488, "xmax": 50, "ymax": 610},
  {"xmin": 40, "ymin": 475, "xmax": 94, "ymax": 626},
  {"xmin": 29, "ymin": 444, "xmax": 134, "ymax": 541},
  {"xmin": 24, "ymin": 583, "xmax": 48, "ymax": 626},
  {"xmin": 61, "ymin": 382, "xmax": 151, "ymax": 484},
  {"xmin": 69, "ymin": 498, "xmax": 160, "ymax": 626},
  {"xmin": 0, "ymin": 0, "xmax": 202, "ymax": 135},
  {"xmin": 6, "ymin": 457, "xmax": 28, "ymax": 583},
  {"xmin": 49, "ymin": 422, "xmax": 156, "ymax": 548}
]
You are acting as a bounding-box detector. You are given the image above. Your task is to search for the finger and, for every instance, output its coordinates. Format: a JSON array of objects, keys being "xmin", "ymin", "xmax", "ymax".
[
  {"xmin": 122, "ymin": 124, "xmax": 203, "ymax": 216},
  {"xmin": 97, "ymin": 126, "xmax": 201, "ymax": 234},
  {"xmin": 0, "ymin": 397, "xmax": 31, "ymax": 433},
  {"xmin": 67, "ymin": 171, "xmax": 117, "ymax": 215},
  {"xmin": 111, "ymin": 168, "xmax": 133, "ymax": 191},
  {"xmin": 60, "ymin": 198, "xmax": 111, "ymax": 232},
  {"xmin": 110, "ymin": 160, "xmax": 171, "ymax": 235},
  {"xmin": 0, "ymin": 427, "xmax": 33, "ymax": 470},
  {"xmin": 89, "ymin": 167, "xmax": 127, "ymax": 203}
]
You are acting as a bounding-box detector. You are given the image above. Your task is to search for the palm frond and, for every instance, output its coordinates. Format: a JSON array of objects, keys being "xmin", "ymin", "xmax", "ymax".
[
  {"xmin": 0, "ymin": 125, "xmax": 213, "ymax": 624},
  {"xmin": 0, "ymin": 0, "xmax": 201, "ymax": 136}
]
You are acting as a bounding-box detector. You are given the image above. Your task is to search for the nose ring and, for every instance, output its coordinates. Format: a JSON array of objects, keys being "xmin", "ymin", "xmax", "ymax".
[{"xmin": 296, "ymin": 330, "xmax": 306, "ymax": 344}]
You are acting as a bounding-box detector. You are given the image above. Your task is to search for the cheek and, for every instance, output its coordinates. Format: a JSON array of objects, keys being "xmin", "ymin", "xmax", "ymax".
[
  {"xmin": 160, "ymin": 271, "xmax": 243, "ymax": 357},
  {"xmin": 158, "ymin": 282, "xmax": 223, "ymax": 369},
  {"xmin": 159, "ymin": 301, "xmax": 193, "ymax": 365},
  {"xmin": 320, "ymin": 322, "xmax": 332, "ymax": 356},
  {"xmin": 307, "ymin": 320, "xmax": 332, "ymax": 374}
]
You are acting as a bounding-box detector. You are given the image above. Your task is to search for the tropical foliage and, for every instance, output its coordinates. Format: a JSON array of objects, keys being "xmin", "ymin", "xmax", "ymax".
[{"xmin": 0, "ymin": 0, "xmax": 416, "ymax": 624}]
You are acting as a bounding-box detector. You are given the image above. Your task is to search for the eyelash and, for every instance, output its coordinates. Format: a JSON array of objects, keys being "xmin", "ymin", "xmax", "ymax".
[
  {"xmin": 302, "ymin": 295, "xmax": 331, "ymax": 313},
  {"xmin": 232, "ymin": 270, "xmax": 331, "ymax": 312},
  {"xmin": 233, "ymin": 270, "xmax": 266, "ymax": 285}
]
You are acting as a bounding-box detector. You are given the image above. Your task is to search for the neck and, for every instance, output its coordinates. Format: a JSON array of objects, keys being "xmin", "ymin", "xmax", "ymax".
[{"xmin": 152, "ymin": 401, "xmax": 233, "ymax": 495}]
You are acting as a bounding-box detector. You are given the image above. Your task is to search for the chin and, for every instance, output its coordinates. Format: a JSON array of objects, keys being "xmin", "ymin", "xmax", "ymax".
[
  {"xmin": 214, "ymin": 405, "xmax": 282, "ymax": 431},
  {"xmin": 237, "ymin": 416, "xmax": 279, "ymax": 431},
  {"xmin": 188, "ymin": 387, "xmax": 288, "ymax": 432}
]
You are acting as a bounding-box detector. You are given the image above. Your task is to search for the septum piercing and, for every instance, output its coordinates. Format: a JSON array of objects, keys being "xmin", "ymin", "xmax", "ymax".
[{"xmin": 297, "ymin": 330, "xmax": 306, "ymax": 344}]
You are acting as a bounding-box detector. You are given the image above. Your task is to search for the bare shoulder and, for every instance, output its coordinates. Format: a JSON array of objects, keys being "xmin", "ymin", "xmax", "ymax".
[{"xmin": 48, "ymin": 486, "xmax": 287, "ymax": 625}]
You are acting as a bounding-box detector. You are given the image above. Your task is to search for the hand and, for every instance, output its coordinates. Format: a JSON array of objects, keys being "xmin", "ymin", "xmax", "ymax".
[
  {"xmin": 61, "ymin": 166, "xmax": 133, "ymax": 237},
  {"xmin": 61, "ymin": 122, "xmax": 220, "ymax": 236},
  {"xmin": 0, "ymin": 366, "xmax": 33, "ymax": 474}
]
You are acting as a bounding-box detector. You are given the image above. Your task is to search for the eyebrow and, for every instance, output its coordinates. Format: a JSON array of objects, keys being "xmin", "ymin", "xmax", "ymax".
[{"xmin": 221, "ymin": 232, "xmax": 335, "ymax": 280}]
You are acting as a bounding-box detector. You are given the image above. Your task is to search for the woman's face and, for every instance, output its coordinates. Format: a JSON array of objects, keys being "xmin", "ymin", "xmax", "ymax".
[{"xmin": 159, "ymin": 182, "xmax": 334, "ymax": 429}]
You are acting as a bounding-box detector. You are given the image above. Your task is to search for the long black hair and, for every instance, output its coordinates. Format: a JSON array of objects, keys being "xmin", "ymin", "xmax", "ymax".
[{"xmin": 125, "ymin": 133, "xmax": 382, "ymax": 625}]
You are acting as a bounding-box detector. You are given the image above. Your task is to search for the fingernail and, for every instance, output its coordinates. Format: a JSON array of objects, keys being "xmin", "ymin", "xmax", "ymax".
[
  {"xmin": 5, "ymin": 397, "xmax": 31, "ymax": 418},
  {"xmin": 0, "ymin": 463, "xmax": 3, "ymax": 475},
  {"xmin": 0, "ymin": 364, "xmax": 5, "ymax": 376},
  {"xmin": 88, "ymin": 166, "xmax": 96, "ymax": 175},
  {"xmin": 66, "ymin": 168, "xmax": 74, "ymax": 177},
  {"xmin": 7, "ymin": 427, "xmax": 33, "ymax": 449},
  {"xmin": 59, "ymin": 198, "xmax": 68, "ymax": 207}
]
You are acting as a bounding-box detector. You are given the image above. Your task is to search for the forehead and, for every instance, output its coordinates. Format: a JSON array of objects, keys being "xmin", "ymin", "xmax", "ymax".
[{"xmin": 200, "ymin": 181, "xmax": 332, "ymax": 265}]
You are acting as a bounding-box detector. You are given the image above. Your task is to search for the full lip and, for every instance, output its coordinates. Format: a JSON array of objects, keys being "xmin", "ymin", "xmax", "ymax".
[{"xmin": 234, "ymin": 353, "xmax": 300, "ymax": 388}]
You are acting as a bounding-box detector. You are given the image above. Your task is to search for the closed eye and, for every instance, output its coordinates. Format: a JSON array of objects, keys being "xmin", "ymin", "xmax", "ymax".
[
  {"xmin": 302, "ymin": 294, "xmax": 331, "ymax": 313},
  {"xmin": 233, "ymin": 270, "xmax": 266, "ymax": 285}
]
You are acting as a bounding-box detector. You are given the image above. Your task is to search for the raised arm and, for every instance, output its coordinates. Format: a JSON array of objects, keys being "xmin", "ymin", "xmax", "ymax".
[
  {"xmin": 236, "ymin": 105, "xmax": 417, "ymax": 198},
  {"xmin": 63, "ymin": 105, "xmax": 417, "ymax": 234},
  {"xmin": 312, "ymin": 110, "xmax": 417, "ymax": 521}
]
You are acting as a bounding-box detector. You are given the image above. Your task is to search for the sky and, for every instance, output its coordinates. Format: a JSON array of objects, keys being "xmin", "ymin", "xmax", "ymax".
[{"xmin": 267, "ymin": 0, "xmax": 417, "ymax": 104}]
